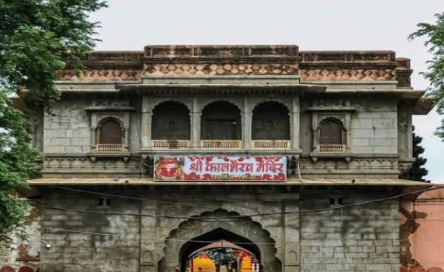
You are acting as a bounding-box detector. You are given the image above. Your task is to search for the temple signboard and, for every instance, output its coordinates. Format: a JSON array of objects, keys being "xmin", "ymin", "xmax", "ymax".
[{"xmin": 154, "ymin": 156, "xmax": 287, "ymax": 181}]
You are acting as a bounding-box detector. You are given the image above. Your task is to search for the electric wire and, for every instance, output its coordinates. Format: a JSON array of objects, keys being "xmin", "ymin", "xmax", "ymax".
[
  {"xmin": 41, "ymin": 184, "xmax": 221, "ymax": 210},
  {"xmin": 42, "ymin": 227, "xmax": 282, "ymax": 245},
  {"xmin": 30, "ymin": 184, "xmax": 444, "ymax": 221}
]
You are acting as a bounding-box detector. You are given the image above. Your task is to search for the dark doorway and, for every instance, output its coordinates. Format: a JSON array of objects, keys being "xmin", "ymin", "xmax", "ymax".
[
  {"xmin": 320, "ymin": 119, "xmax": 344, "ymax": 145},
  {"xmin": 252, "ymin": 102, "xmax": 290, "ymax": 140},
  {"xmin": 99, "ymin": 119, "xmax": 122, "ymax": 144},
  {"xmin": 152, "ymin": 101, "xmax": 190, "ymax": 140},
  {"xmin": 201, "ymin": 101, "xmax": 241, "ymax": 140}
]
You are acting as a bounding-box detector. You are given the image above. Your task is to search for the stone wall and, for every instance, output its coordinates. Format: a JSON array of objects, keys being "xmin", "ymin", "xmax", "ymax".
[
  {"xmin": 42, "ymin": 95, "xmax": 401, "ymax": 155},
  {"xmin": 43, "ymin": 97, "xmax": 92, "ymax": 154},
  {"xmin": 350, "ymin": 98, "xmax": 398, "ymax": 154},
  {"xmin": 43, "ymin": 96, "xmax": 141, "ymax": 154},
  {"xmin": 40, "ymin": 188, "xmax": 141, "ymax": 272},
  {"xmin": 37, "ymin": 186, "xmax": 401, "ymax": 272},
  {"xmin": 39, "ymin": 92, "xmax": 407, "ymax": 179},
  {"xmin": 300, "ymin": 190, "xmax": 400, "ymax": 272}
]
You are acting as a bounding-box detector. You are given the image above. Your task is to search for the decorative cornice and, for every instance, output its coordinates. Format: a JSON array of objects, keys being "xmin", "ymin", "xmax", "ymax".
[{"xmin": 55, "ymin": 46, "xmax": 414, "ymax": 86}]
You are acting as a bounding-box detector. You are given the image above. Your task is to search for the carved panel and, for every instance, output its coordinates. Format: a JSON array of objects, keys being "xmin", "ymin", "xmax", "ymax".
[
  {"xmin": 56, "ymin": 69, "xmax": 141, "ymax": 81},
  {"xmin": 311, "ymin": 99, "xmax": 349, "ymax": 108},
  {"xmin": 299, "ymin": 158, "xmax": 398, "ymax": 170},
  {"xmin": 143, "ymin": 63, "xmax": 299, "ymax": 76},
  {"xmin": 300, "ymin": 69, "xmax": 395, "ymax": 81},
  {"xmin": 42, "ymin": 156, "xmax": 141, "ymax": 175}
]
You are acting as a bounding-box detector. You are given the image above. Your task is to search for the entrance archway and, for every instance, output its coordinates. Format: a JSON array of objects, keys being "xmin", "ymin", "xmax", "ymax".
[
  {"xmin": 158, "ymin": 210, "xmax": 281, "ymax": 271},
  {"xmin": 181, "ymin": 229, "xmax": 261, "ymax": 271}
]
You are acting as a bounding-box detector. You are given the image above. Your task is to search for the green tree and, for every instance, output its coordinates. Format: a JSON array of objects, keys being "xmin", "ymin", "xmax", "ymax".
[
  {"xmin": 0, "ymin": 0, "xmax": 106, "ymax": 244},
  {"xmin": 410, "ymin": 12, "xmax": 444, "ymax": 139},
  {"xmin": 401, "ymin": 127, "xmax": 430, "ymax": 182}
]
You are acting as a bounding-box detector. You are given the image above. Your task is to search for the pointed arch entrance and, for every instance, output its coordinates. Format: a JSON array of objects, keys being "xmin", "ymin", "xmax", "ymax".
[
  {"xmin": 181, "ymin": 229, "xmax": 261, "ymax": 272},
  {"xmin": 158, "ymin": 210, "xmax": 281, "ymax": 271}
]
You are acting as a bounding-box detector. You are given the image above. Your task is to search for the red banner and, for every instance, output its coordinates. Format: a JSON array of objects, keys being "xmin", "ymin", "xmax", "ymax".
[{"xmin": 154, "ymin": 156, "xmax": 287, "ymax": 181}]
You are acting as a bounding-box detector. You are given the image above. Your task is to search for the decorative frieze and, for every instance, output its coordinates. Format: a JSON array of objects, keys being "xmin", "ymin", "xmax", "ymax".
[
  {"xmin": 56, "ymin": 69, "xmax": 141, "ymax": 81},
  {"xmin": 300, "ymin": 68, "xmax": 395, "ymax": 81},
  {"xmin": 300, "ymin": 51, "xmax": 396, "ymax": 62},
  {"xmin": 143, "ymin": 63, "xmax": 299, "ymax": 76}
]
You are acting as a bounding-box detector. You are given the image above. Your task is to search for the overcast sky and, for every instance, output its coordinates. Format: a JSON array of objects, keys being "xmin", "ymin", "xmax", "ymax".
[{"xmin": 90, "ymin": 0, "xmax": 444, "ymax": 183}]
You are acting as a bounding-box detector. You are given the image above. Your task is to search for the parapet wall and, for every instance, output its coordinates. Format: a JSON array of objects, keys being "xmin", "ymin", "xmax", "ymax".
[{"xmin": 55, "ymin": 45, "xmax": 411, "ymax": 87}]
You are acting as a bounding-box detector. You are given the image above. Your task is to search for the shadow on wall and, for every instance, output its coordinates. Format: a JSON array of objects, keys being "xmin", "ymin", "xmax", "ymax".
[{"xmin": 0, "ymin": 266, "xmax": 39, "ymax": 272}]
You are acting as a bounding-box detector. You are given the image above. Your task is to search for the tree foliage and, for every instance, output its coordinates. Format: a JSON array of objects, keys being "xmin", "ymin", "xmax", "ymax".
[
  {"xmin": 0, "ymin": 90, "xmax": 40, "ymax": 244},
  {"xmin": 410, "ymin": 12, "xmax": 444, "ymax": 139},
  {"xmin": 401, "ymin": 127, "xmax": 430, "ymax": 182},
  {"xmin": 0, "ymin": 0, "xmax": 106, "ymax": 244},
  {"xmin": 0, "ymin": 0, "xmax": 107, "ymax": 108}
]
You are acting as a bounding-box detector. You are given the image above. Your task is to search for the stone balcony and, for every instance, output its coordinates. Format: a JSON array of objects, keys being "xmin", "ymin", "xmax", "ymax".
[
  {"xmin": 96, "ymin": 144, "xmax": 125, "ymax": 152},
  {"xmin": 147, "ymin": 140, "xmax": 293, "ymax": 151},
  {"xmin": 200, "ymin": 140, "xmax": 242, "ymax": 149},
  {"xmin": 151, "ymin": 140, "xmax": 191, "ymax": 149},
  {"xmin": 252, "ymin": 140, "xmax": 290, "ymax": 149},
  {"xmin": 316, "ymin": 144, "xmax": 346, "ymax": 153}
]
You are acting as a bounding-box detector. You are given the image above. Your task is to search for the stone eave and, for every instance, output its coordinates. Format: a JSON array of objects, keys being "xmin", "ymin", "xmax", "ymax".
[
  {"xmin": 143, "ymin": 56, "xmax": 301, "ymax": 64},
  {"xmin": 299, "ymin": 61, "xmax": 398, "ymax": 70},
  {"xmin": 116, "ymin": 83, "xmax": 327, "ymax": 94},
  {"xmin": 27, "ymin": 177, "xmax": 431, "ymax": 187},
  {"xmin": 412, "ymin": 98, "xmax": 435, "ymax": 115},
  {"xmin": 322, "ymin": 89, "xmax": 426, "ymax": 99}
]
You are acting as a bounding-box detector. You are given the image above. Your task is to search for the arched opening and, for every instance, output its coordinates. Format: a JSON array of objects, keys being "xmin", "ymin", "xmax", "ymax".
[
  {"xmin": 252, "ymin": 102, "xmax": 290, "ymax": 140},
  {"xmin": 158, "ymin": 210, "xmax": 281, "ymax": 271},
  {"xmin": 152, "ymin": 101, "xmax": 190, "ymax": 140},
  {"xmin": 201, "ymin": 101, "xmax": 241, "ymax": 141},
  {"xmin": 319, "ymin": 118, "xmax": 345, "ymax": 145},
  {"xmin": 180, "ymin": 228, "xmax": 261, "ymax": 272},
  {"xmin": 99, "ymin": 119, "xmax": 123, "ymax": 144},
  {"xmin": 317, "ymin": 118, "xmax": 346, "ymax": 153}
]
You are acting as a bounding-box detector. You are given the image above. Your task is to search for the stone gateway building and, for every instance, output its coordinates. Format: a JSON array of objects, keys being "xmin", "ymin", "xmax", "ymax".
[{"xmin": 17, "ymin": 45, "xmax": 434, "ymax": 272}]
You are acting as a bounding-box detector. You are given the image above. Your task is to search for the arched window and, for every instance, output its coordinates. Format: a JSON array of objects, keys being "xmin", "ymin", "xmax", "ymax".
[
  {"xmin": 252, "ymin": 102, "xmax": 290, "ymax": 140},
  {"xmin": 99, "ymin": 119, "xmax": 123, "ymax": 144},
  {"xmin": 319, "ymin": 119, "xmax": 344, "ymax": 145},
  {"xmin": 201, "ymin": 101, "xmax": 241, "ymax": 140},
  {"xmin": 152, "ymin": 101, "xmax": 190, "ymax": 140}
]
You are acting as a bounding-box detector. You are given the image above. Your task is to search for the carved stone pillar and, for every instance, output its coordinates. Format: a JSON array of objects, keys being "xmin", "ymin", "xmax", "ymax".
[
  {"xmin": 140, "ymin": 200, "xmax": 157, "ymax": 272},
  {"xmin": 141, "ymin": 95, "xmax": 152, "ymax": 149},
  {"xmin": 345, "ymin": 114, "xmax": 352, "ymax": 152},
  {"xmin": 283, "ymin": 198, "xmax": 300, "ymax": 272},
  {"xmin": 243, "ymin": 97, "xmax": 252, "ymax": 149},
  {"xmin": 90, "ymin": 128, "xmax": 97, "ymax": 151},
  {"xmin": 291, "ymin": 97, "xmax": 301, "ymax": 150},
  {"xmin": 191, "ymin": 97, "xmax": 201, "ymax": 149},
  {"xmin": 124, "ymin": 129, "xmax": 129, "ymax": 150},
  {"xmin": 311, "ymin": 112, "xmax": 319, "ymax": 151}
]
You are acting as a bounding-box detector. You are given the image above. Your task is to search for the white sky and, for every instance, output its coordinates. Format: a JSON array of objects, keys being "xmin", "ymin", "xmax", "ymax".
[{"xmin": 90, "ymin": 0, "xmax": 444, "ymax": 183}]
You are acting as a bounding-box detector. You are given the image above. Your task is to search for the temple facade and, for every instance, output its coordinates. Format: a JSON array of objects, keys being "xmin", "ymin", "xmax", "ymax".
[{"xmin": 5, "ymin": 45, "xmax": 435, "ymax": 272}]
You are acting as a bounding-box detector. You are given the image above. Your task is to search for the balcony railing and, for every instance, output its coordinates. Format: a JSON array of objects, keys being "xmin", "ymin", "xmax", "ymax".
[
  {"xmin": 252, "ymin": 140, "xmax": 290, "ymax": 149},
  {"xmin": 152, "ymin": 140, "xmax": 190, "ymax": 149},
  {"xmin": 317, "ymin": 144, "xmax": 346, "ymax": 153},
  {"xmin": 201, "ymin": 140, "xmax": 242, "ymax": 149},
  {"xmin": 96, "ymin": 144, "xmax": 125, "ymax": 152}
]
